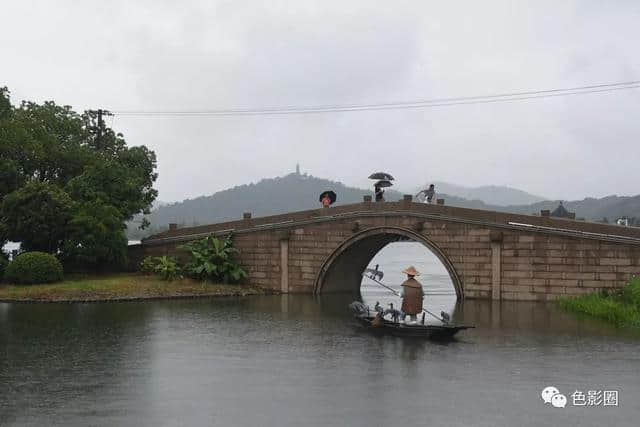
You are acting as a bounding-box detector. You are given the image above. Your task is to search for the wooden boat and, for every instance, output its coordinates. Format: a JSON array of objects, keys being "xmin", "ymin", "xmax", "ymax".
[
  {"xmin": 353, "ymin": 313, "xmax": 474, "ymax": 339},
  {"xmin": 349, "ymin": 301, "xmax": 474, "ymax": 339}
]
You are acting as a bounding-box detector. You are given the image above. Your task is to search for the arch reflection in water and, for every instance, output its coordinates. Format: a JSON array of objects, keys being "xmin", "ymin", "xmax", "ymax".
[{"xmin": 360, "ymin": 241, "xmax": 458, "ymax": 324}]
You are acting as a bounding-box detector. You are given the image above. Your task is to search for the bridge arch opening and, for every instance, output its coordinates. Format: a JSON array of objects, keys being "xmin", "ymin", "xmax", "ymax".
[{"xmin": 313, "ymin": 227, "xmax": 463, "ymax": 300}]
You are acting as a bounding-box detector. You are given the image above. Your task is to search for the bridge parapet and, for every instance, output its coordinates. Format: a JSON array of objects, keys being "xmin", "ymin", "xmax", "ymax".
[{"xmin": 144, "ymin": 201, "xmax": 640, "ymax": 244}]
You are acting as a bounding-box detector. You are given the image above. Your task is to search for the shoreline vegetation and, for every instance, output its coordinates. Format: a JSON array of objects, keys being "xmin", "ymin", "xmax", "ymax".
[
  {"xmin": 0, "ymin": 273, "xmax": 271, "ymax": 303},
  {"xmin": 558, "ymin": 277, "xmax": 640, "ymax": 328},
  {"xmin": 0, "ymin": 235, "xmax": 255, "ymax": 304}
]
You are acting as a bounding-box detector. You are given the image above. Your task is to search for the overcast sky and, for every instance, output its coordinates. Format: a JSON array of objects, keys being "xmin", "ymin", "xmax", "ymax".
[{"xmin": 2, "ymin": 1, "xmax": 639, "ymax": 202}]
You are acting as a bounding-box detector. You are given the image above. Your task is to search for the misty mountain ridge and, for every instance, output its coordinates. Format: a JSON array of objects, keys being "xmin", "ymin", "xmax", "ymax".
[
  {"xmin": 130, "ymin": 172, "xmax": 639, "ymax": 239},
  {"xmin": 414, "ymin": 181, "xmax": 547, "ymax": 206}
]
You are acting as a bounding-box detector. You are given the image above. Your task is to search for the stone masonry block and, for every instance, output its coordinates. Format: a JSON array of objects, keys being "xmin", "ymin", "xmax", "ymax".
[
  {"xmin": 548, "ymin": 279, "xmax": 579, "ymax": 287},
  {"xmin": 582, "ymin": 280, "xmax": 614, "ymax": 288},
  {"xmin": 615, "ymin": 266, "xmax": 640, "ymax": 273},
  {"xmin": 533, "ymin": 271, "xmax": 563, "ymax": 279},
  {"xmin": 600, "ymin": 258, "xmax": 632, "ymax": 266},
  {"xmin": 549, "ymin": 264, "xmax": 580, "ymax": 272},
  {"xmin": 563, "ymin": 272, "xmax": 596, "ymax": 280},
  {"xmin": 504, "ymin": 271, "xmax": 531, "ymax": 279},
  {"xmin": 502, "ymin": 257, "xmax": 532, "ymax": 265},
  {"xmin": 580, "ymin": 265, "xmax": 614, "ymax": 273}
]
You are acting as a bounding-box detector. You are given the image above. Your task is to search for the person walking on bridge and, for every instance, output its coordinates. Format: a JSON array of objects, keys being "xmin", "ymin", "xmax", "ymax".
[
  {"xmin": 400, "ymin": 266, "xmax": 424, "ymax": 323},
  {"xmin": 321, "ymin": 193, "xmax": 332, "ymax": 208},
  {"xmin": 416, "ymin": 184, "xmax": 436, "ymax": 204},
  {"xmin": 374, "ymin": 183, "xmax": 385, "ymax": 202}
]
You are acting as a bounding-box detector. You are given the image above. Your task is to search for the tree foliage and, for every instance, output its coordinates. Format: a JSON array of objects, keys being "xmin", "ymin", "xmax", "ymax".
[
  {"xmin": 1, "ymin": 181, "xmax": 74, "ymax": 252},
  {"xmin": 0, "ymin": 256, "xmax": 8, "ymax": 281},
  {"xmin": 0, "ymin": 87, "xmax": 157, "ymax": 268},
  {"xmin": 61, "ymin": 201, "xmax": 128, "ymax": 267}
]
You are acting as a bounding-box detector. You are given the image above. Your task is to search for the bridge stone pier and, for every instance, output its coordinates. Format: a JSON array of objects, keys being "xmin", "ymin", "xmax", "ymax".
[{"xmin": 129, "ymin": 198, "xmax": 640, "ymax": 301}]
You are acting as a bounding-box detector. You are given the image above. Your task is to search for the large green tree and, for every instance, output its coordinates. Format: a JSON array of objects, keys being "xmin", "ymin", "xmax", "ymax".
[
  {"xmin": 1, "ymin": 181, "xmax": 74, "ymax": 253},
  {"xmin": 0, "ymin": 87, "xmax": 157, "ymax": 268}
]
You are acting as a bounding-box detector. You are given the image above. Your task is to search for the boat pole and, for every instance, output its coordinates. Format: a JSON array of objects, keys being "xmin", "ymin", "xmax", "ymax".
[{"xmin": 362, "ymin": 274, "xmax": 447, "ymax": 323}]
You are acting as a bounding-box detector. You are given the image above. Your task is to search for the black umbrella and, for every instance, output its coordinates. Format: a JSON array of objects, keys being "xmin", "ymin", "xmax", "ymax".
[
  {"xmin": 368, "ymin": 172, "xmax": 395, "ymax": 181},
  {"xmin": 374, "ymin": 180, "xmax": 393, "ymax": 188},
  {"xmin": 319, "ymin": 190, "xmax": 337, "ymax": 205}
]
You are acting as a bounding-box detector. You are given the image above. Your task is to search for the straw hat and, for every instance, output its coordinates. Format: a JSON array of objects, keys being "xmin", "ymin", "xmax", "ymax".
[{"xmin": 402, "ymin": 266, "xmax": 420, "ymax": 276}]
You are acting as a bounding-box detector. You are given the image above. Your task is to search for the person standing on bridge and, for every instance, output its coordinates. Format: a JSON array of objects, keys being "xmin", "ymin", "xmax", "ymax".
[
  {"xmin": 374, "ymin": 183, "xmax": 385, "ymax": 202},
  {"xmin": 319, "ymin": 190, "xmax": 337, "ymax": 208},
  {"xmin": 416, "ymin": 184, "xmax": 435, "ymax": 204},
  {"xmin": 400, "ymin": 266, "xmax": 424, "ymax": 323},
  {"xmin": 321, "ymin": 193, "xmax": 331, "ymax": 208}
]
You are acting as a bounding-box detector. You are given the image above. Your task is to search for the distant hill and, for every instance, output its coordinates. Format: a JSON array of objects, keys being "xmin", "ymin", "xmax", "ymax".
[
  {"xmin": 426, "ymin": 193, "xmax": 640, "ymax": 224},
  {"xmin": 132, "ymin": 172, "xmax": 404, "ymax": 237},
  {"xmin": 415, "ymin": 181, "xmax": 547, "ymax": 206},
  {"xmin": 497, "ymin": 196, "xmax": 640, "ymax": 223},
  {"xmin": 435, "ymin": 194, "xmax": 640, "ymax": 225},
  {"xmin": 128, "ymin": 174, "xmax": 639, "ymax": 239}
]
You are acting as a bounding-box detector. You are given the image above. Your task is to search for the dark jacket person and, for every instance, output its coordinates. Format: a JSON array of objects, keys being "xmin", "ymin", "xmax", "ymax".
[
  {"xmin": 374, "ymin": 184, "xmax": 385, "ymax": 202},
  {"xmin": 400, "ymin": 266, "xmax": 424, "ymax": 321}
]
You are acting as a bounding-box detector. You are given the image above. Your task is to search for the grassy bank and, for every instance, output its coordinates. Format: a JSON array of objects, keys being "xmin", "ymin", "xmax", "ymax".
[
  {"xmin": 0, "ymin": 273, "xmax": 269, "ymax": 303},
  {"xmin": 557, "ymin": 277, "xmax": 640, "ymax": 328}
]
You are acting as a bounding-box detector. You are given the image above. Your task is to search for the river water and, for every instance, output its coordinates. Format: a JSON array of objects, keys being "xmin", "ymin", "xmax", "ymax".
[{"xmin": 1, "ymin": 243, "xmax": 639, "ymax": 426}]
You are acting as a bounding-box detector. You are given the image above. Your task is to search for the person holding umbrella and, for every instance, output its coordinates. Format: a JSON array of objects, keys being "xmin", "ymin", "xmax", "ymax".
[
  {"xmin": 369, "ymin": 172, "xmax": 394, "ymax": 203},
  {"xmin": 374, "ymin": 183, "xmax": 385, "ymax": 202},
  {"xmin": 374, "ymin": 179, "xmax": 393, "ymax": 202},
  {"xmin": 319, "ymin": 190, "xmax": 336, "ymax": 208}
]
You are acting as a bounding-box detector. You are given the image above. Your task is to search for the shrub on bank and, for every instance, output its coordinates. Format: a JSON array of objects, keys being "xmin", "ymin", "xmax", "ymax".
[
  {"xmin": 622, "ymin": 277, "xmax": 640, "ymax": 307},
  {"xmin": 558, "ymin": 278, "xmax": 640, "ymax": 328},
  {"xmin": 139, "ymin": 235, "xmax": 248, "ymax": 284},
  {"xmin": 140, "ymin": 256, "xmax": 158, "ymax": 274},
  {"xmin": 140, "ymin": 255, "xmax": 181, "ymax": 281},
  {"xmin": 179, "ymin": 235, "xmax": 247, "ymax": 283},
  {"xmin": 4, "ymin": 252, "xmax": 64, "ymax": 285}
]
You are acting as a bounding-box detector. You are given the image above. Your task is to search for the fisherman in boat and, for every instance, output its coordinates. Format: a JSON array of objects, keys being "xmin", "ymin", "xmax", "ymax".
[{"xmin": 400, "ymin": 266, "xmax": 424, "ymax": 324}]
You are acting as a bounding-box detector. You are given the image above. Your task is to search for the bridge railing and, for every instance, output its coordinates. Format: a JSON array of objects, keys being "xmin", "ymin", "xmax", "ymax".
[{"xmin": 142, "ymin": 200, "xmax": 640, "ymax": 246}]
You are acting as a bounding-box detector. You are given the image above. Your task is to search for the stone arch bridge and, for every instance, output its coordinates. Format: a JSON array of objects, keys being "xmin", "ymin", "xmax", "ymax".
[{"xmin": 129, "ymin": 198, "xmax": 640, "ymax": 301}]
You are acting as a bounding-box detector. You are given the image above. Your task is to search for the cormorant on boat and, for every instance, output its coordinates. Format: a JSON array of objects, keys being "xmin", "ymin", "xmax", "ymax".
[
  {"xmin": 383, "ymin": 303, "xmax": 402, "ymax": 323},
  {"xmin": 364, "ymin": 265, "xmax": 384, "ymax": 281},
  {"xmin": 374, "ymin": 301, "xmax": 384, "ymax": 315}
]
